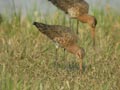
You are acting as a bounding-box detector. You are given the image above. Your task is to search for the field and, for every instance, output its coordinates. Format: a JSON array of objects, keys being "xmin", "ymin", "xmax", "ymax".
[{"xmin": 0, "ymin": 5, "xmax": 120, "ymax": 90}]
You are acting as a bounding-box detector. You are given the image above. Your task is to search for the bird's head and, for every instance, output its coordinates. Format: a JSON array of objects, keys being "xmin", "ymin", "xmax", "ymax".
[
  {"xmin": 77, "ymin": 15, "xmax": 97, "ymax": 28},
  {"xmin": 88, "ymin": 16, "xmax": 97, "ymax": 29},
  {"xmin": 76, "ymin": 47, "xmax": 85, "ymax": 59}
]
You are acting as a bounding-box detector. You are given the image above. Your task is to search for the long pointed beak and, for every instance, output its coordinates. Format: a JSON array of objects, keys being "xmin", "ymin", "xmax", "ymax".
[{"xmin": 76, "ymin": 48, "xmax": 85, "ymax": 73}]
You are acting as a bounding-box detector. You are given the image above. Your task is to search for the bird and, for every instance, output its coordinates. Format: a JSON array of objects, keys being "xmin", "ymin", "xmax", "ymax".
[
  {"xmin": 48, "ymin": 0, "xmax": 97, "ymax": 47},
  {"xmin": 33, "ymin": 22, "xmax": 85, "ymax": 71}
]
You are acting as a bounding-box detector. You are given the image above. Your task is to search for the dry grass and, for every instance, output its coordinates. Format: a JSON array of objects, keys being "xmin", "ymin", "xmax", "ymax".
[{"xmin": 0, "ymin": 8, "xmax": 120, "ymax": 90}]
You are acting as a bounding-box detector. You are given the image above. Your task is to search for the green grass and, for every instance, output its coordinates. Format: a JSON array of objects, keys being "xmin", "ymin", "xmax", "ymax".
[{"xmin": 0, "ymin": 8, "xmax": 120, "ymax": 90}]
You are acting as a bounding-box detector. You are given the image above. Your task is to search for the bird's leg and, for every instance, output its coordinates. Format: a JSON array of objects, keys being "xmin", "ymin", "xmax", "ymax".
[
  {"xmin": 69, "ymin": 18, "xmax": 72, "ymax": 29},
  {"xmin": 76, "ymin": 20, "xmax": 79, "ymax": 34},
  {"xmin": 63, "ymin": 15, "xmax": 66, "ymax": 25},
  {"xmin": 90, "ymin": 27, "xmax": 95, "ymax": 49},
  {"xmin": 62, "ymin": 16, "xmax": 66, "ymax": 59},
  {"xmin": 63, "ymin": 48, "xmax": 66, "ymax": 60},
  {"xmin": 55, "ymin": 48, "xmax": 58, "ymax": 61}
]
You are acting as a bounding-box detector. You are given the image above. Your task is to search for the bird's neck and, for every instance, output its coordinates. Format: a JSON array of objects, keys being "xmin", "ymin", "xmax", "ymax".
[
  {"xmin": 65, "ymin": 45, "xmax": 85, "ymax": 59},
  {"xmin": 65, "ymin": 45, "xmax": 80, "ymax": 55},
  {"xmin": 77, "ymin": 14, "xmax": 94, "ymax": 24}
]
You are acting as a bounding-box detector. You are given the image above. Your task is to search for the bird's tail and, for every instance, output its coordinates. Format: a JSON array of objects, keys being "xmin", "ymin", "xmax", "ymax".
[{"xmin": 33, "ymin": 22, "xmax": 49, "ymax": 32}]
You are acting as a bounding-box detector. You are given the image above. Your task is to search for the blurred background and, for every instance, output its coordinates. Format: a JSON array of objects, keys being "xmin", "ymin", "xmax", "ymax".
[{"xmin": 0, "ymin": 0, "xmax": 120, "ymax": 16}]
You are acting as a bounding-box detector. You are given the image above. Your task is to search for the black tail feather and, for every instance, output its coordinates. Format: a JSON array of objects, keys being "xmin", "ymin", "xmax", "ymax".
[
  {"xmin": 33, "ymin": 22, "xmax": 48, "ymax": 30},
  {"xmin": 33, "ymin": 22, "xmax": 38, "ymax": 26}
]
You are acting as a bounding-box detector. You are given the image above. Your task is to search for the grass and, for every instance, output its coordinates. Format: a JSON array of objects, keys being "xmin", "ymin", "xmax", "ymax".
[{"xmin": 0, "ymin": 6, "xmax": 120, "ymax": 90}]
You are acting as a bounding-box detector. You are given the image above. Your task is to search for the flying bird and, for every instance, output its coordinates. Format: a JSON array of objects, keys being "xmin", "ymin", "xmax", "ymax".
[
  {"xmin": 48, "ymin": 0, "xmax": 97, "ymax": 47},
  {"xmin": 33, "ymin": 22, "xmax": 85, "ymax": 71}
]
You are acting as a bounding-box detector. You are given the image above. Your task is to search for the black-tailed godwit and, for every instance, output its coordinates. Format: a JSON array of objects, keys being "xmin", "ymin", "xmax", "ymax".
[
  {"xmin": 33, "ymin": 22, "xmax": 85, "ymax": 71},
  {"xmin": 48, "ymin": 0, "xmax": 97, "ymax": 47}
]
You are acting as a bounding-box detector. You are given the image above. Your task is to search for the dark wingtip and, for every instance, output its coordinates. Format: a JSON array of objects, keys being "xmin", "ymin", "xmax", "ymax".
[
  {"xmin": 33, "ymin": 22, "xmax": 47, "ymax": 30},
  {"xmin": 33, "ymin": 22, "xmax": 37, "ymax": 25}
]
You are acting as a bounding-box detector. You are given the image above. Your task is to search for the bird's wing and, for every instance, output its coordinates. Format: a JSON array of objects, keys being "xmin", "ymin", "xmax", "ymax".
[
  {"xmin": 48, "ymin": 0, "xmax": 89, "ymax": 15},
  {"xmin": 33, "ymin": 22, "xmax": 78, "ymax": 47},
  {"xmin": 44, "ymin": 25, "xmax": 78, "ymax": 47}
]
